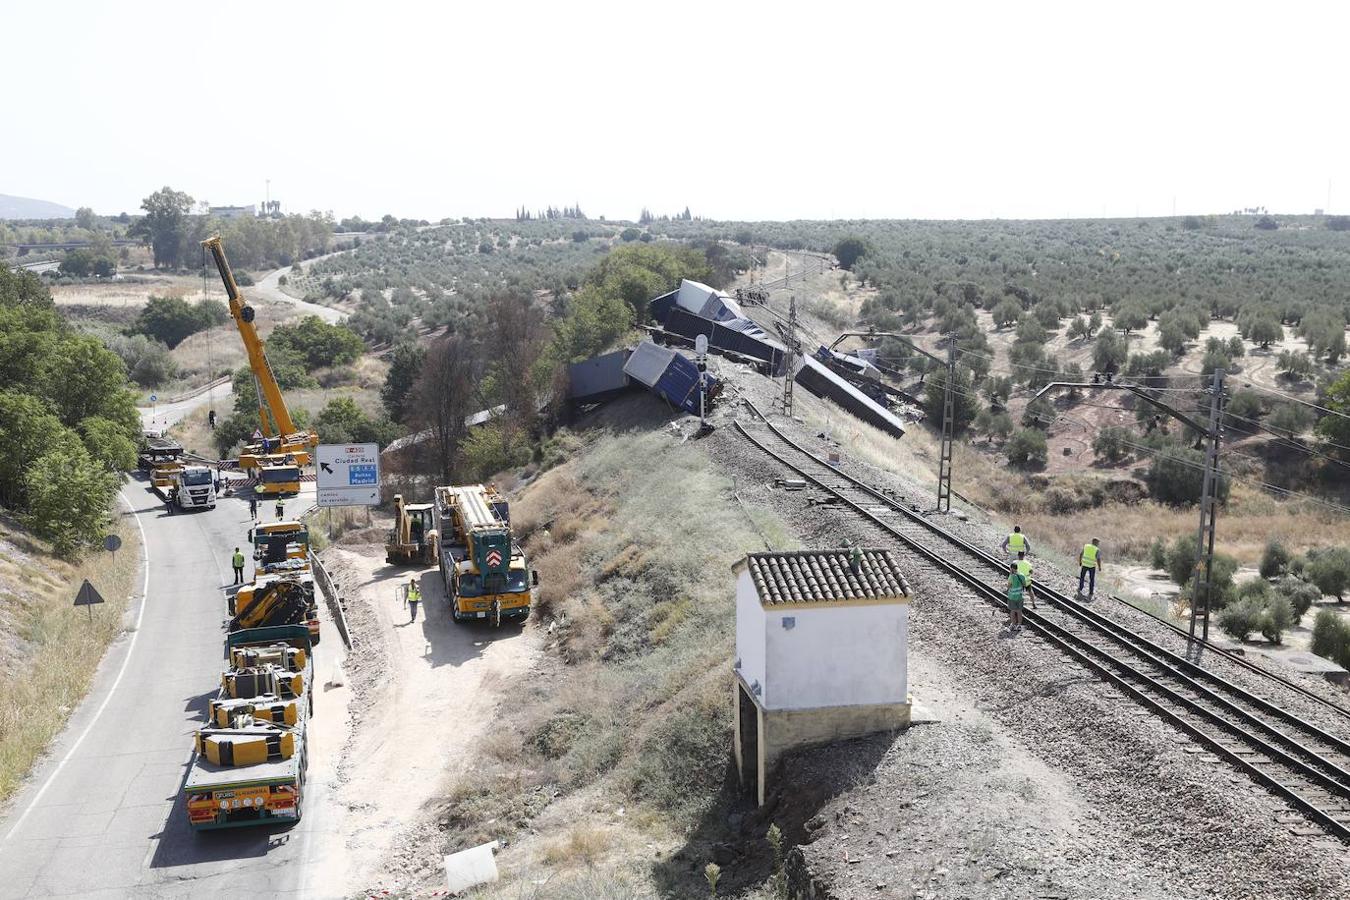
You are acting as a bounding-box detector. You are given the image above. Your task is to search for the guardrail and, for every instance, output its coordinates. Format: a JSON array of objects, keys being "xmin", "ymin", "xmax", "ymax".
[{"xmin": 308, "ymin": 547, "xmax": 353, "ymax": 649}]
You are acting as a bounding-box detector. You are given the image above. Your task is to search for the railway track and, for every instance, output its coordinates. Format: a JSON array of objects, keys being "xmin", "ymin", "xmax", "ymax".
[{"xmin": 735, "ymin": 401, "xmax": 1350, "ymax": 842}]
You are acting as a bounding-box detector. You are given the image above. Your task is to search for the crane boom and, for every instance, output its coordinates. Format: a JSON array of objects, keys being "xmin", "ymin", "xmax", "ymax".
[{"xmin": 203, "ymin": 236, "xmax": 317, "ymax": 467}]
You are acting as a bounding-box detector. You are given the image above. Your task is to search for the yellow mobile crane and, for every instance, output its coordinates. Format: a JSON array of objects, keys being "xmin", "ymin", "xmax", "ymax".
[{"xmin": 203, "ymin": 236, "xmax": 318, "ymax": 470}]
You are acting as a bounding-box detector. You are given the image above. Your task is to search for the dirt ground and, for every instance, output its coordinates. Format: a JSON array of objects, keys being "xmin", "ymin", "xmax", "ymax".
[{"xmin": 311, "ymin": 542, "xmax": 539, "ymax": 895}]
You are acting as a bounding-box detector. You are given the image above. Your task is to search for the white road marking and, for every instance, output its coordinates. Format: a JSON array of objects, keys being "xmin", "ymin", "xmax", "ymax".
[{"xmin": 4, "ymin": 488, "xmax": 152, "ymax": 842}]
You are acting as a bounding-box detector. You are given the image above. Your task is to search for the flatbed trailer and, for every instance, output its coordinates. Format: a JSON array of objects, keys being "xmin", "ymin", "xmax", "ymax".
[{"xmin": 184, "ymin": 625, "xmax": 313, "ymax": 831}]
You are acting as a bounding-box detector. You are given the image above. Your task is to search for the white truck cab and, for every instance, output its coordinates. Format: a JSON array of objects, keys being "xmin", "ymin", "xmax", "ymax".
[{"xmin": 176, "ymin": 465, "xmax": 217, "ymax": 510}]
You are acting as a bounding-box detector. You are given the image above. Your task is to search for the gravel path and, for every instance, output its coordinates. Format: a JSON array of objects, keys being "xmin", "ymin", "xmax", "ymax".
[{"xmin": 705, "ymin": 370, "xmax": 1350, "ymax": 899}]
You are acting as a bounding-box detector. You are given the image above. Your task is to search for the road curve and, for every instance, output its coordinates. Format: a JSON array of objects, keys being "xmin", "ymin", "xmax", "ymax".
[
  {"xmin": 0, "ymin": 483, "xmax": 341, "ymax": 899},
  {"xmin": 140, "ymin": 378, "xmax": 233, "ymax": 436},
  {"xmin": 252, "ymin": 262, "xmax": 344, "ymax": 326}
]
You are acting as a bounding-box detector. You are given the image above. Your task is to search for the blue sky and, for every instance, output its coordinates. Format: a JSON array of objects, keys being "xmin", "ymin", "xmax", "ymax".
[{"xmin": 3, "ymin": 0, "xmax": 1346, "ymax": 221}]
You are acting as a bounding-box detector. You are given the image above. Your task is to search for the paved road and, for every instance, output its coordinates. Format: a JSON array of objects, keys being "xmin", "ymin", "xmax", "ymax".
[
  {"xmin": 140, "ymin": 379, "xmax": 233, "ymax": 436},
  {"xmin": 0, "ymin": 483, "xmax": 343, "ymax": 898}
]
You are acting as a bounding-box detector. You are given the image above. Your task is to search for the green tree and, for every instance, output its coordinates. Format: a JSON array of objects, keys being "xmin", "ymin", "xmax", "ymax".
[
  {"xmin": 1276, "ymin": 350, "xmax": 1314, "ymax": 380},
  {"xmin": 0, "ymin": 391, "xmax": 72, "ymax": 508},
  {"xmin": 75, "ymin": 207, "xmax": 97, "ymax": 230},
  {"xmin": 1319, "ymin": 371, "xmax": 1350, "ymax": 451},
  {"xmin": 1093, "ymin": 329, "xmax": 1127, "ymax": 372},
  {"xmin": 1148, "ymin": 445, "xmax": 1229, "ymax": 505},
  {"xmin": 1113, "ymin": 304, "xmax": 1148, "ymax": 335},
  {"xmin": 381, "ymin": 342, "xmax": 426, "ymax": 423},
  {"xmin": 135, "ymin": 186, "xmax": 194, "ymax": 269},
  {"xmin": 1005, "ymin": 428, "xmax": 1048, "ymax": 468},
  {"xmin": 992, "ymin": 299, "xmax": 1021, "ymax": 328},
  {"xmin": 79, "ymin": 416, "xmax": 138, "ymax": 472},
  {"xmin": 832, "ymin": 237, "xmax": 867, "ymax": 270},
  {"xmin": 42, "ymin": 333, "xmax": 139, "ymax": 432},
  {"xmin": 129, "ymin": 296, "xmax": 226, "ymax": 348},
  {"xmin": 1306, "ymin": 548, "xmax": 1350, "ymax": 600},
  {"xmin": 1259, "ymin": 539, "xmax": 1290, "ymax": 579},
  {"xmin": 1248, "ymin": 316, "xmax": 1283, "ymax": 348},
  {"xmin": 267, "ymin": 316, "xmax": 364, "ymax": 368},
  {"xmin": 24, "ymin": 445, "xmax": 120, "ymax": 559},
  {"xmin": 1269, "ymin": 402, "xmax": 1313, "ymax": 435},
  {"xmin": 1158, "ymin": 320, "xmax": 1188, "ymax": 356},
  {"xmin": 1093, "ymin": 426, "xmax": 1132, "ymax": 463},
  {"xmin": 1311, "ymin": 609, "xmax": 1350, "ymax": 668},
  {"xmin": 923, "ymin": 365, "xmax": 979, "ymax": 434}
]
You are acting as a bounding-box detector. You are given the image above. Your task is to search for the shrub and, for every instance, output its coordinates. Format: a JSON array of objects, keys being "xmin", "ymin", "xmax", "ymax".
[
  {"xmin": 128, "ymin": 295, "xmax": 229, "ymax": 348},
  {"xmin": 1005, "ymin": 429, "xmax": 1048, "ymax": 468},
  {"xmin": 1150, "ymin": 537, "xmax": 1167, "ymax": 570},
  {"xmin": 1306, "ymin": 548, "xmax": 1350, "ymax": 599},
  {"xmin": 1259, "ymin": 596, "xmax": 1294, "ymax": 643},
  {"xmin": 1218, "ymin": 598, "xmax": 1263, "ymax": 642},
  {"xmin": 832, "ymin": 237, "xmax": 867, "ymax": 270},
  {"xmin": 23, "ymin": 445, "xmax": 119, "ymax": 558},
  {"xmin": 1147, "ymin": 445, "xmax": 1229, "ymax": 505},
  {"xmin": 1093, "ymin": 426, "xmax": 1132, "ymax": 464},
  {"xmin": 1259, "ymin": 540, "xmax": 1289, "ymax": 579},
  {"xmin": 1311, "ymin": 610, "xmax": 1350, "ymax": 668},
  {"xmin": 1278, "ymin": 577, "xmax": 1321, "ymax": 623}
]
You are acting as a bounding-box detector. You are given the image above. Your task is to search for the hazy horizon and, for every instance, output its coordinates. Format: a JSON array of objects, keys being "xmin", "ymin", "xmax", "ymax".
[{"xmin": 5, "ymin": 1, "xmax": 1347, "ymax": 222}]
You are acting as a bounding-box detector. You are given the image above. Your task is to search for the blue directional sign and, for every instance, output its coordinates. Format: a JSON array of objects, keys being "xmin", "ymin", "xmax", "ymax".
[{"xmin": 315, "ymin": 443, "xmax": 381, "ymax": 508}]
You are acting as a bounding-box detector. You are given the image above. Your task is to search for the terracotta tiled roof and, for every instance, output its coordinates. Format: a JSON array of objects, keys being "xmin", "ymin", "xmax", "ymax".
[{"xmin": 746, "ymin": 549, "xmax": 909, "ymax": 606}]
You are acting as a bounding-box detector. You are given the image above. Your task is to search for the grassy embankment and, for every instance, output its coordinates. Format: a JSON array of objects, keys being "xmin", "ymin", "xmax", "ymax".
[
  {"xmin": 0, "ymin": 506, "xmax": 141, "ymax": 803},
  {"xmin": 429, "ymin": 416, "xmax": 794, "ymax": 895}
]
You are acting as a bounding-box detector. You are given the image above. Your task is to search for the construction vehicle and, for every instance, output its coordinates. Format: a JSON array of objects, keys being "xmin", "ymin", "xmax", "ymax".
[
  {"xmin": 255, "ymin": 457, "xmax": 302, "ymax": 497},
  {"xmin": 202, "ymin": 235, "xmax": 318, "ymax": 470},
  {"xmin": 386, "ymin": 494, "xmax": 437, "ymax": 565},
  {"xmin": 251, "ymin": 520, "xmax": 311, "ymax": 574},
  {"xmin": 184, "ymin": 624, "xmax": 312, "ymax": 830},
  {"xmin": 229, "ymin": 574, "xmax": 319, "ymax": 645},
  {"xmin": 173, "ymin": 464, "xmax": 217, "ymax": 510},
  {"xmin": 433, "ymin": 484, "xmax": 537, "ymax": 625}
]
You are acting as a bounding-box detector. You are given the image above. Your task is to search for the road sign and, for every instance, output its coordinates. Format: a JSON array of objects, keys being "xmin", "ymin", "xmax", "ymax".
[
  {"xmin": 486, "ymin": 549, "xmax": 503, "ymax": 568},
  {"xmin": 315, "ymin": 443, "xmax": 381, "ymax": 508},
  {"xmin": 103, "ymin": 534, "xmax": 122, "ymax": 553},
  {"xmin": 74, "ymin": 578, "xmax": 106, "ymax": 622},
  {"xmin": 149, "ymin": 394, "xmax": 157, "ymax": 403}
]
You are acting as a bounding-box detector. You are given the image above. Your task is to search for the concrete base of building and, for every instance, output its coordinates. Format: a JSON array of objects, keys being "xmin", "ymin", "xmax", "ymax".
[{"xmin": 734, "ymin": 673, "xmax": 914, "ymax": 806}]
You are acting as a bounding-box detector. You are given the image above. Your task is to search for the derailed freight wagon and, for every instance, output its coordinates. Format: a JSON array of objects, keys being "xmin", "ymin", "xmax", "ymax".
[{"xmin": 622, "ymin": 342, "xmax": 720, "ymax": 416}]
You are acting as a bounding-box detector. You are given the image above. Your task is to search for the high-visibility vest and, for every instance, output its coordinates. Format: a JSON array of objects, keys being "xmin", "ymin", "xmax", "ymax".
[
  {"xmin": 1007, "ymin": 532, "xmax": 1026, "ymax": 553},
  {"xmin": 1016, "ymin": 560, "xmax": 1033, "ymax": 584},
  {"xmin": 232, "ymin": 552, "xmax": 245, "ymax": 568},
  {"xmin": 1081, "ymin": 543, "xmax": 1099, "ymax": 568},
  {"xmin": 1008, "ymin": 573, "xmax": 1026, "ymax": 601},
  {"xmin": 408, "ymin": 587, "xmax": 421, "ymax": 603}
]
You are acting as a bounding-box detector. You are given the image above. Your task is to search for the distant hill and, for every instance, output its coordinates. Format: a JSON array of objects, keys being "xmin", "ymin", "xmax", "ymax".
[{"xmin": 0, "ymin": 193, "xmax": 76, "ymax": 220}]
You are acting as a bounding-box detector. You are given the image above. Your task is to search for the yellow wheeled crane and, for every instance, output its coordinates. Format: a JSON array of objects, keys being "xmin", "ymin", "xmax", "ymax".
[{"xmin": 202, "ymin": 235, "xmax": 318, "ymax": 470}]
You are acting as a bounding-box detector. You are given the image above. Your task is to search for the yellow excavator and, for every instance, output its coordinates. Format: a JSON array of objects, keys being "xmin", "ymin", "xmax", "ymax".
[
  {"xmin": 203, "ymin": 236, "xmax": 318, "ymax": 470},
  {"xmin": 386, "ymin": 494, "xmax": 437, "ymax": 565}
]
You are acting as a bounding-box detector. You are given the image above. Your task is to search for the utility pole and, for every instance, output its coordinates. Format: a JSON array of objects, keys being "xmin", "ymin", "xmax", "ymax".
[
  {"xmin": 1190, "ymin": 368, "xmax": 1226, "ymax": 643},
  {"xmin": 1033, "ymin": 373, "xmax": 1228, "ymax": 643},
  {"xmin": 936, "ymin": 339, "xmax": 957, "ymax": 513},
  {"xmin": 781, "ymin": 294, "xmax": 798, "ymax": 417}
]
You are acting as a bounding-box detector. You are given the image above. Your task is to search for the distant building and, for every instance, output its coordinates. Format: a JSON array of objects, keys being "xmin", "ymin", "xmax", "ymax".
[
  {"xmin": 733, "ymin": 549, "xmax": 912, "ymax": 805},
  {"xmin": 209, "ymin": 205, "xmax": 257, "ymax": 219}
]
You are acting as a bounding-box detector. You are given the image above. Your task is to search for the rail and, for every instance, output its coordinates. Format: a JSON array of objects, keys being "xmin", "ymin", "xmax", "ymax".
[
  {"xmin": 735, "ymin": 399, "xmax": 1350, "ymax": 843},
  {"xmin": 307, "ymin": 548, "xmax": 352, "ymax": 649}
]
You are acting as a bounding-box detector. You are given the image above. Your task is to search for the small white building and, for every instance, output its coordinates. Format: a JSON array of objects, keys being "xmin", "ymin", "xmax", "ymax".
[
  {"xmin": 209, "ymin": 205, "xmax": 257, "ymax": 220},
  {"xmin": 733, "ymin": 549, "xmax": 912, "ymax": 805}
]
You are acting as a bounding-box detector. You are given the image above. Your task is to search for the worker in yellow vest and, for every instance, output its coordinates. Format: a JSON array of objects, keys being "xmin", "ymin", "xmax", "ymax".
[
  {"xmin": 231, "ymin": 547, "xmax": 246, "ymax": 585},
  {"xmin": 406, "ymin": 578, "xmax": 421, "ymax": 623},
  {"xmin": 1078, "ymin": 538, "xmax": 1103, "ymax": 599},
  {"xmin": 1000, "ymin": 525, "xmax": 1031, "ymax": 563},
  {"xmin": 1016, "ymin": 551, "xmax": 1036, "ymax": 608}
]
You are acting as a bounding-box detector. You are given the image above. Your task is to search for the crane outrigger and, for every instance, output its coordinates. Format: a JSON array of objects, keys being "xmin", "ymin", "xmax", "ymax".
[{"xmin": 203, "ymin": 235, "xmax": 318, "ymax": 471}]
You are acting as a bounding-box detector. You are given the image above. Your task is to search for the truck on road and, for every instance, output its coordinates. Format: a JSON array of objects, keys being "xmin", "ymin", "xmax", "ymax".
[
  {"xmin": 184, "ymin": 624, "xmax": 312, "ymax": 831},
  {"xmin": 174, "ymin": 464, "xmax": 217, "ymax": 510},
  {"xmin": 433, "ymin": 484, "xmax": 537, "ymax": 626}
]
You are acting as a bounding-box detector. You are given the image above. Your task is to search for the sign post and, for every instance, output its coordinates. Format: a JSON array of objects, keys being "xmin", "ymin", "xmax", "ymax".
[
  {"xmin": 73, "ymin": 578, "xmax": 106, "ymax": 623},
  {"xmin": 315, "ymin": 443, "xmax": 382, "ymax": 508}
]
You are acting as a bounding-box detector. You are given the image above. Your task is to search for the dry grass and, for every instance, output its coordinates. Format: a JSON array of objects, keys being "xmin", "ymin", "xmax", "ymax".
[
  {"xmin": 541, "ymin": 823, "xmax": 611, "ymax": 867},
  {"xmin": 0, "ymin": 507, "xmax": 141, "ymax": 803}
]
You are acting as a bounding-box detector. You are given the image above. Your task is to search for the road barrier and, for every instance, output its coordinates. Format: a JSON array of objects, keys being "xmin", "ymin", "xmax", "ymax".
[{"xmin": 308, "ymin": 547, "xmax": 353, "ymax": 650}]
